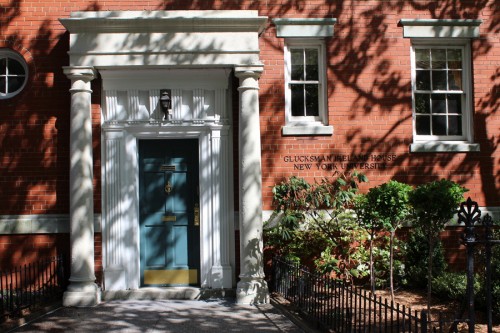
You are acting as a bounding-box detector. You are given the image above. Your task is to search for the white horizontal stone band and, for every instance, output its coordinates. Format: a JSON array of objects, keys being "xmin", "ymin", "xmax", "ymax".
[{"xmin": 400, "ymin": 19, "xmax": 482, "ymax": 38}]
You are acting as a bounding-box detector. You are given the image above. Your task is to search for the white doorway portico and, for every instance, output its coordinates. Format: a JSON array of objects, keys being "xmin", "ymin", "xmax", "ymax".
[{"xmin": 60, "ymin": 10, "xmax": 269, "ymax": 306}]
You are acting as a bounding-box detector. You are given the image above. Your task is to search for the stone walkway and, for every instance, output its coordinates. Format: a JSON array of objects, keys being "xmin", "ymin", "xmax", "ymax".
[{"xmin": 8, "ymin": 299, "xmax": 307, "ymax": 332}]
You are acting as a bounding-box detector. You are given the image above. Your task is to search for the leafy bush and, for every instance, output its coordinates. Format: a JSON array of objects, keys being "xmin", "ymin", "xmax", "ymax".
[
  {"xmin": 313, "ymin": 210, "xmax": 370, "ymax": 281},
  {"xmin": 372, "ymin": 234, "xmax": 406, "ymax": 288},
  {"xmin": 409, "ymin": 179, "xmax": 467, "ymax": 311},
  {"xmin": 402, "ymin": 227, "xmax": 447, "ymax": 289},
  {"xmin": 265, "ymin": 172, "xmax": 369, "ymax": 280},
  {"xmin": 432, "ymin": 271, "xmax": 468, "ymax": 300},
  {"xmin": 362, "ymin": 180, "xmax": 413, "ymax": 298}
]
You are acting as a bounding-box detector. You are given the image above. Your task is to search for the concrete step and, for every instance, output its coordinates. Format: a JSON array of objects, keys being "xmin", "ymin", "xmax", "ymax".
[{"xmin": 102, "ymin": 287, "xmax": 236, "ymax": 301}]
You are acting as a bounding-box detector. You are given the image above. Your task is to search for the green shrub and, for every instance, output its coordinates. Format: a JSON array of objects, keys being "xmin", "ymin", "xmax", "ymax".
[
  {"xmin": 474, "ymin": 227, "xmax": 500, "ymax": 319},
  {"xmin": 403, "ymin": 227, "xmax": 447, "ymax": 289},
  {"xmin": 362, "ymin": 180, "xmax": 413, "ymax": 298},
  {"xmin": 409, "ymin": 179, "xmax": 467, "ymax": 312},
  {"xmin": 372, "ymin": 234, "xmax": 405, "ymax": 288},
  {"xmin": 265, "ymin": 172, "xmax": 369, "ymax": 277},
  {"xmin": 432, "ymin": 271, "xmax": 468, "ymax": 300}
]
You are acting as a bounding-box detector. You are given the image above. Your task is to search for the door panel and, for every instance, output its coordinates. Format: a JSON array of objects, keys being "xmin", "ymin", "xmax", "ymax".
[{"xmin": 139, "ymin": 139, "xmax": 199, "ymax": 286}]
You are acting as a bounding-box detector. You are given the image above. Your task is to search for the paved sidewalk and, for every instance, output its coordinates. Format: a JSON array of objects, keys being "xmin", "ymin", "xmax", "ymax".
[{"xmin": 9, "ymin": 299, "xmax": 306, "ymax": 332}]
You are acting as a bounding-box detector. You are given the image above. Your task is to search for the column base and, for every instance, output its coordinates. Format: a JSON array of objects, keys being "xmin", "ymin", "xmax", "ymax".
[
  {"xmin": 63, "ymin": 281, "xmax": 101, "ymax": 307},
  {"xmin": 211, "ymin": 265, "xmax": 233, "ymax": 289},
  {"xmin": 236, "ymin": 276, "xmax": 269, "ymax": 305}
]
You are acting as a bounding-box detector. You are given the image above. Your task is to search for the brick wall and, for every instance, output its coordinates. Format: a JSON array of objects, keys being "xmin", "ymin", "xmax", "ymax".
[
  {"xmin": 258, "ymin": 1, "xmax": 499, "ymax": 211},
  {"xmin": 0, "ymin": 233, "xmax": 103, "ymax": 286},
  {"xmin": 0, "ymin": 1, "xmax": 498, "ymax": 282}
]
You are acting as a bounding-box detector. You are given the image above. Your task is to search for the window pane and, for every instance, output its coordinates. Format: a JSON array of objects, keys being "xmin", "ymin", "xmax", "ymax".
[
  {"xmin": 447, "ymin": 49, "xmax": 462, "ymax": 69},
  {"xmin": 448, "ymin": 94, "xmax": 462, "ymax": 115},
  {"xmin": 305, "ymin": 84, "xmax": 319, "ymax": 116},
  {"xmin": 431, "ymin": 94, "xmax": 446, "ymax": 113},
  {"xmin": 432, "ymin": 115, "xmax": 447, "ymax": 135},
  {"xmin": 291, "ymin": 49, "xmax": 304, "ymax": 81},
  {"xmin": 448, "ymin": 71, "xmax": 462, "ymax": 90},
  {"xmin": 0, "ymin": 77, "xmax": 5, "ymax": 93},
  {"xmin": 8, "ymin": 59, "xmax": 25, "ymax": 75},
  {"xmin": 416, "ymin": 70, "xmax": 430, "ymax": 90},
  {"xmin": 431, "ymin": 49, "xmax": 446, "ymax": 69},
  {"xmin": 415, "ymin": 94, "xmax": 430, "ymax": 114},
  {"xmin": 0, "ymin": 58, "xmax": 6, "ymax": 75},
  {"xmin": 432, "ymin": 71, "xmax": 447, "ymax": 90},
  {"xmin": 291, "ymin": 84, "xmax": 304, "ymax": 116},
  {"xmin": 448, "ymin": 115, "xmax": 462, "ymax": 135},
  {"xmin": 416, "ymin": 115, "xmax": 431, "ymax": 135},
  {"xmin": 8, "ymin": 76, "xmax": 23, "ymax": 93},
  {"xmin": 305, "ymin": 49, "xmax": 318, "ymax": 81},
  {"xmin": 415, "ymin": 49, "xmax": 430, "ymax": 69}
]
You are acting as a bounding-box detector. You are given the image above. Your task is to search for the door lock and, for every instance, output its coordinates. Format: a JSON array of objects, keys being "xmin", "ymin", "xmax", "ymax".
[{"xmin": 194, "ymin": 203, "xmax": 200, "ymax": 226}]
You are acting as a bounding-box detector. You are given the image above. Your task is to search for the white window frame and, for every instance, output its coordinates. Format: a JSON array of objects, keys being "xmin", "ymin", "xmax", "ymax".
[
  {"xmin": 273, "ymin": 17, "xmax": 336, "ymax": 136},
  {"xmin": 411, "ymin": 40, "xmax": 471, "ymax": 140},
  {"xmin": 283, "ymin": 39, "xmax": 331, "ymax": 135},
  {"xmin": 0, "ymin": 49, "xmax": 29, "ymax": 99},
  {"xmin": 400, "ymin": 19, "xmax": 481, "ymax": 152}
]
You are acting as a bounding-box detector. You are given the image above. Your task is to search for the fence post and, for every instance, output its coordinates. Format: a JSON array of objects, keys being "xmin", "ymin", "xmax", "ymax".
[
  {"xmin": 458, "ymin": 197, "xmax": 481, "ymax": 333},
  {"xmin": 421, "ymin": 310, "xmax": 428, "ymax": 333},
  {"xmin": 483, "ymin": 214, "xmax": 494, "ymax": 333}
]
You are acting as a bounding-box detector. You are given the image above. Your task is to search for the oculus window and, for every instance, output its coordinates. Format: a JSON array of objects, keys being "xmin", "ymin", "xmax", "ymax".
[{"xmin": 0, "ymin": 49, "xmax": 28, "ymax": 99}]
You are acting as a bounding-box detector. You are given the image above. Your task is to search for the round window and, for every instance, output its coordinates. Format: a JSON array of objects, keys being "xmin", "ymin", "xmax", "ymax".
[{"xmin": 0, "ymin": 50, "xmax": 29, "ymax": 99}]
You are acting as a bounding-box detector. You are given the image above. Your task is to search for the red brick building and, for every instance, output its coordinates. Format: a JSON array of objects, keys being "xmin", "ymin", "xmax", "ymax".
[{"xmin": 1, "ymin": 1, "xmax": 498, "ymax": 305}]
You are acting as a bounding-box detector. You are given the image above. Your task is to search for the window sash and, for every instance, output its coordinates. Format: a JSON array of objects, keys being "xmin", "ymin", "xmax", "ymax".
[
  {"xmin": 285, "ymin": 42, "xmax": 325, "ymax": 124},
  {"xmin": 411, "ymin": 45, "xmax": 469, "ymax": 141}
]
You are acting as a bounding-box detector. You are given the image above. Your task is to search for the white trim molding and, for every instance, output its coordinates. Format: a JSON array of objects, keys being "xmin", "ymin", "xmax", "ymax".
[
  {"xmin": 410, "ymin": 142, "xmax": 480, "ymax": 153},
  {"xmin": 0, "ymin": 214, "xmax": 101, "ymax": 234},
  {"xmin": 59, "ymin": 11, "xmax": 267, "ymax": 67},
  {"xmin": 400, "ymin": 19, "xmax": 482, "ymax": 38},
  {"xmin": 273, "ymin": 18, "xmax": 337, "ymax": 38}
]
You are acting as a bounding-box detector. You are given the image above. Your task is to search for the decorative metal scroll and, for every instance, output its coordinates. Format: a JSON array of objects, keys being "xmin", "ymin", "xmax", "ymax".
[{"xmin": 458, "ymin": 197, "xmax": 498, "ymax": 333}]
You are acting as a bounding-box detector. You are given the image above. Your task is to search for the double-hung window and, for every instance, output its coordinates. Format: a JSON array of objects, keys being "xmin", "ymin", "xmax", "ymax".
[
  {"xmin": 401, "ymin": 19, "xmax": 481, "ymax": 152},
  {"xmin": 412, "ymin": 44, "xmax": 468, "ymax": 139},
  {"xmin": 285, "ymin": 40, "xmax": 325, "ymax": 125},
  {"xmin": 274, "ymin": 18, "xmax": 335, "ymax": 136}
]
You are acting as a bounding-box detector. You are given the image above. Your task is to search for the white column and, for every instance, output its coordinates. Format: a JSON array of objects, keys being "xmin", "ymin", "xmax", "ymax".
[
  {"xmin": 210, "ymin": 127, "xmax": 233, "ymax": 289},
  {"xmin": 63, "ymin": 66, "xmax": 101, "ymax": 307},
  {"xmin": 235, "ymin": 64, "xmax": 269, "ymax": 304}
]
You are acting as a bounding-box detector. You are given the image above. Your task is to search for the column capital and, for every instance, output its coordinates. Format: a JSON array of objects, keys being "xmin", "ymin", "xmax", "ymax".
[
  {"xmin": 63, "ymin": 66, "xmax": 97, "ymax": 81},
  {"xmin": 234, "ymin": 63, "xmax": 264, "ymax": 79}
]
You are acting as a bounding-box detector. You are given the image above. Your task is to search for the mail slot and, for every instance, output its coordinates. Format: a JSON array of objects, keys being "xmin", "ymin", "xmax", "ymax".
[{"xmin": 162, "ymin": 215, "xmax": 176, "ymax": 222}]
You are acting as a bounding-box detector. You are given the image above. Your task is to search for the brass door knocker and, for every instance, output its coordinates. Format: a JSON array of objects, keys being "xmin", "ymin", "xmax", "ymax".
[{"xmin": 165, "ymin": 181, "xmax": 172, "ymax": 194}]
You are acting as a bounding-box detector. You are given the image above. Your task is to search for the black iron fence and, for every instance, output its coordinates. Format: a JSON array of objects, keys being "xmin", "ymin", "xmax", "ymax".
[
  {"xmin": 459, "ymin": 197, "xmax": 499, "ymax": 333},
  {"xmin": 0, "ymin": 255, "xmax": 65, "ymax": 321},
  {"xmin": 271, "ymin": 256, "xmax": 468, "ymax": 333}
]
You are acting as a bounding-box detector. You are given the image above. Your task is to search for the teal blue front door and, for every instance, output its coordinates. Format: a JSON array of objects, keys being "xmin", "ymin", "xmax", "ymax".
[{"xmin": 139, "ymin": 139, "xmax": 200, "ymax": 286}]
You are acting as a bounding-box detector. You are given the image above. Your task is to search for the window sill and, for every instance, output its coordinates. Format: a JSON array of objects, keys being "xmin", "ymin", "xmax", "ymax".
[
  {"xmin": 282, "ymin": 124, "xmax": 333, "ymax": 136},
  {"xmin": 410, "ymin": 142, "xmax": 480, "ymax": 153}
]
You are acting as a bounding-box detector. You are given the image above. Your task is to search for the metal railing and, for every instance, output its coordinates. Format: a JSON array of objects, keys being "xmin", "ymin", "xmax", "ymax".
[
  {"xmin": 0, "ymin": 255, "xmax": 65, "ymax": 321},
  {"xmin": 272, "ymin": 256, "xmax": 446, "ymax": 333}
]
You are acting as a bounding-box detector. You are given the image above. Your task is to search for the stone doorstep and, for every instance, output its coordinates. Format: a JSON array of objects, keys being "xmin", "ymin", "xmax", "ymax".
[{"xmin": 101, "ymin": 287, "xmax": 236, "ymax": 301}]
